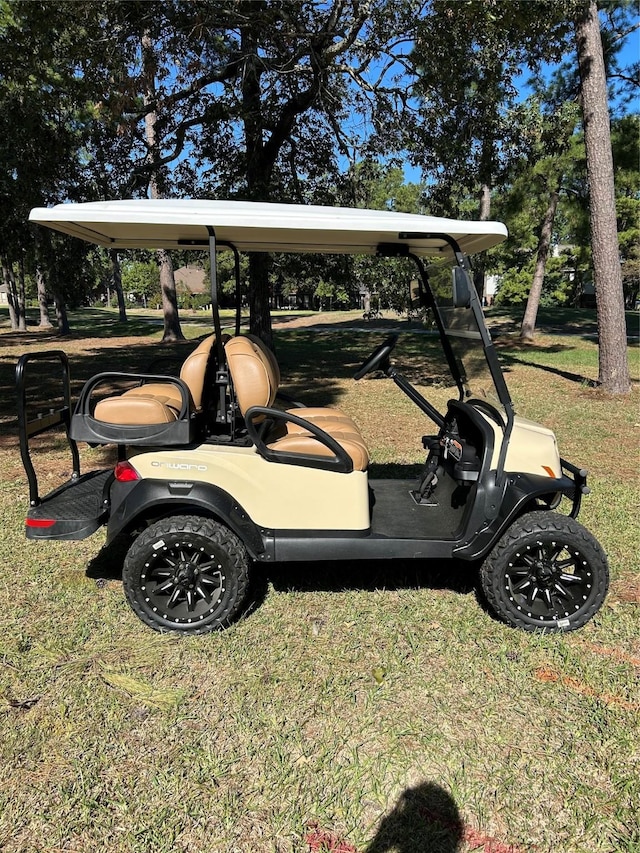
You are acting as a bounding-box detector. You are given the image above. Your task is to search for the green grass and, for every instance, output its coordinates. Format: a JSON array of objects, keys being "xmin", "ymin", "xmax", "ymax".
[
  {"xmin": 485, "ymin": 304, "xmax": 640, "ymax": 338},
  {"xmin": 0, "ymin": 310, "xmax": 639, "ymax": 853}
]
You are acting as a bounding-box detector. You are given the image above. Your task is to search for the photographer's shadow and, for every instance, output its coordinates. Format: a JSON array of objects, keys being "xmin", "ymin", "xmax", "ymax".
[{"xmin": 365, "ymin": 781, "xmax": 462, "ymax": 853}]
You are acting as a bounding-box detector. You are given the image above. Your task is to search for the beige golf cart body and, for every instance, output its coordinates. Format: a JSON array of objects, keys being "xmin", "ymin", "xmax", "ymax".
[
  {"xmin": 17, "ymin": 199, "xmax": 603, "ymax": 634},
  {"xmin": 25, "ymin": 200, "xmax": 560, "ymax": 535}
]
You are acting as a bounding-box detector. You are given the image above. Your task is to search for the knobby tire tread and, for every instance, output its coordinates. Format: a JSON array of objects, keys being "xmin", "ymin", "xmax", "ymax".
[
  {"xmin": 480, "ymin": 511, "xmax": 608, "ymax": 633},
  {"xmin": 123, "ymin": 515, "xmax": 250, "ymax": 635}
]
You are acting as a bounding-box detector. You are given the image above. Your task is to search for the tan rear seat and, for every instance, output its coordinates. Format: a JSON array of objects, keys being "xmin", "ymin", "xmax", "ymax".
[{"xmin": 94, "ymin": 335, "xmax": 217, "ymax": 426}]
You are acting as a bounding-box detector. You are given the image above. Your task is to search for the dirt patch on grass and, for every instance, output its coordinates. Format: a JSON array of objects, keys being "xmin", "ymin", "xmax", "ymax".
[{"xmin": 615, "ymin": 574, "xmax": 640, "ymax": 605}]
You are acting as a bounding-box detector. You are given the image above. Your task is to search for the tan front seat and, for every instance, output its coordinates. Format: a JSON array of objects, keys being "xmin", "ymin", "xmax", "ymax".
[
  {"xmin": 241, "ymin": 333, "xmax": 362, "ymax": 433},
  {"xmin": 94, "ymin": 335, "xmax": 217, "ymax": 425},
  {"xmin": 225, "ymin": 335, "xmax": 369, "ymax": 471}
]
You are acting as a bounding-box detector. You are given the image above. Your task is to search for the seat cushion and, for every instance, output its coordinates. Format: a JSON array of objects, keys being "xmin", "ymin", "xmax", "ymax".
[
  {"xmin": 123, "ymin": 383, "xmax": 185, "ymax": 411},
  {"xmin": 242, "ymin": 333, "xmax": 281, "ymax": 389},
  {"xmin": 94, "ymin": 394, "xmax": 179, "ymax": 425},
  {"xmin": 268, "ymin": 428, "xmax": 369, "ymax": 472},
  {"xmin": 225, "ymin": 335, "xmax": 275, "ymax": 415},
  {"xmin": 180, "ymin": 335, "xmax": 218, "ymax": 410},
  {"xmin": 284, "ymin": 407, "xmax": 360, "ymax": 435}
]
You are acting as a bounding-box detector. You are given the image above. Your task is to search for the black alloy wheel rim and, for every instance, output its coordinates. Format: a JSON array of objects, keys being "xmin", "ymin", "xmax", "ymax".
[
  {"xmin": 504, "ymin": 538, "xmax": 594, "ymax": 623},
  {"xmin": 140, "ymin": 539, "xmax": 226, "ymax": 625}
]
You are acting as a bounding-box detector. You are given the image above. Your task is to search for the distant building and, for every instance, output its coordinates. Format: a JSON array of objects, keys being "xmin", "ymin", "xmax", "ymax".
[{"xmin": 174, "ymin": 266, "xmax": 207, "ymax": 296}]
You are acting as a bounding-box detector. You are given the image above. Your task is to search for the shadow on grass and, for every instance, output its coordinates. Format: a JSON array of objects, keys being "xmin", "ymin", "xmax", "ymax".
[
  {"xmin": 500, "ymin": 352, "xmax": 597, "ymax": 387},
  {"xmin": 365, "ymin": 781, "xmax": 463, "ymax": 853},
  {"xmin": 275, "ymin": 327, "xmax": 449, "ymax": 390},
  {"xmin": 486, "ymin": 305, "xmax": 640, "ymax": 340},
  {"xmin": 85, "ymin": 533, "xmax": 130, "ymax": 581},
  {"xmin": 258, "ymin": 556, "xmax": 477, "ymax": 600},
  {"xmin": 493, "ymin": 339, "xmax": 577, "ymax": 353},
  {"xmin": 1, "ymin": 310, "xmax": 166, "ymax": 341},
  {"xmin": 85, "ymin": 531, "xmax": 479, "ymax": 611}
]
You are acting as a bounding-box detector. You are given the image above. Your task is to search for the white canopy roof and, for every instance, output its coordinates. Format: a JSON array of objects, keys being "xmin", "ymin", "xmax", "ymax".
[{"xmin": 29, "ymin": 199, "xmax": 507, "ymax": 256}]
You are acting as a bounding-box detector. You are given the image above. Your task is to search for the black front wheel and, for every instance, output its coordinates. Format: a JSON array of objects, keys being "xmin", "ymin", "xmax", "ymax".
[
  {"xmin": 480, "ymin": 511, "xmax": 608, "ymax": 632},
  {"xmin": 122, "ymin": 515, "xmax": 250, "ymax": 634}
]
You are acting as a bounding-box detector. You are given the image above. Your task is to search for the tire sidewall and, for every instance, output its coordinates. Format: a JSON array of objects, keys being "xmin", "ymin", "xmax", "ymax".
[
  {"xmin": 122, "ymin": 516, "xmax": 249, "ymax": 633},
  {"xmin": 480, "ymin": 511, "xmax": 609, "ymax": 632}
]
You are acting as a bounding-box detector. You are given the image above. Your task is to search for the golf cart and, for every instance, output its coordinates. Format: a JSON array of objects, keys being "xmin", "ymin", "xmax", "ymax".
[{"xmin": 17, "ymin": 200, "xmax": 608, "ymax": 634}]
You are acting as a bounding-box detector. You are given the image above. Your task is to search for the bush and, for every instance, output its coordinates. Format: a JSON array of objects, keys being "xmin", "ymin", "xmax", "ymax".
[{"xmin": 495, "ymin": 256, "xmax": 576, "ymax": 307}]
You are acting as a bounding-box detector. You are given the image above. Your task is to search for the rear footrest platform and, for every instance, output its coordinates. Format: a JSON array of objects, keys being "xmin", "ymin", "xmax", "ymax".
[{"xmin": 26, "ymin": 469, "xmax": 113, "ymax": 540}]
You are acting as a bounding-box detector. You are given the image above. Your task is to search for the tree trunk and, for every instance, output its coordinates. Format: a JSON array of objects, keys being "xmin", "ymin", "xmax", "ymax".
[
  {"xmin": 1, "ymin": 258, "xmax": 19, "ymax": 330},
  {"xmin": 52, "ymin": 289, "xmax": 70, "ymax": 335},
  {"xmin": 110, "ymin": 249, "xmax": 127, "ymax": 323},
  {"xmin": 478, "ymin": 182, "xmax": 491, "ymax": 221},
  {"xmin": 157, "ymin": 249, "xmax": 183, "ymax": 341},
  {"xmin": 16, "ymin": 257, "xmax": 27, "ymax": 331},
  {"xmin": 241, "ymin": 21, "xmax": 274, "ymax": 348},
  {"xmin": 34, "ymin": 230, "xmax": 53, "ymax": 328},
  {"xmin": 575, "ymin": 0, "xmax": 631, "ymax": 393},
  {"xmin": 36, "ymin": 263, "xmax": 53, "ymax": 328},
  {"xmin": 142, "ymin": 28, "xmax": 184, "ymax": 343},
  {"xmin": 521, "ymin": 188, "xmax": 560, "ymax": 342},
  {"xmin": 474, "ymin": 182, "xmax": 492, "ymax": 302},
  {"xmin": 248, "ymin": 254, "xmax": 274, "ymax": 349}
]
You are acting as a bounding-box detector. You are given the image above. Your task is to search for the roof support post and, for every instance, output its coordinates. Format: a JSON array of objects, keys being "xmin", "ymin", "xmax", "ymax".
[
  {"xmin": 207, "ymin": 228, "xmax": 225, "ymax": 363},
  {"xmin": 213, "ymin": 240, "xmax": 242, "ymax": 336},
  {"xmin": 207, "ymin": 228, "xmax": 230, "ymax": 424}
]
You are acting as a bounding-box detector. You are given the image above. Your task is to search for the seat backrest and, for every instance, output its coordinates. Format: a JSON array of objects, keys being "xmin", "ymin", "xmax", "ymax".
[
  {"xmin": 225, "ymin": 335, "xmax": 277, "ymax": 416},
  {"xmin": 179, "ymin": 335, "xmax": 215, "ymax": 411},
  {"xmin": 243, "ymin": 333, "xmax": 281, "ymax": 390}
]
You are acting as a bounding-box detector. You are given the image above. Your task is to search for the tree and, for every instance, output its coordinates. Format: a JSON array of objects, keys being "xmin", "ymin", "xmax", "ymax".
[
  {"xmin": 189, "ymin": 0, "xmax": 428, "ymax": 344},
  {"xmin": 611, "ymin": 114, "xmax": 640, "ymax": 308},
  {"xmin": 141, "ymin": 27, "xmax": 184, "ymax": 341},
  {"xmin": 410, "ymin": 1, "xmax": 573, "ymax": 304},
  {"xmin": 0, "ymin": 0, "xmax": 109, "ymax": 332},
  {"xmin": 216, "ymin": 0, "xmax": 371, "ymax": 346},
  {"xmin": 69, "ymin": 1, "xmax": 240, "ymax": 337},
  {"xmin": 336, "ymin": 161, "xmax": 425, "ymax": 314},
  {"xmin": 412, "ymin": 3, "xmax": 572, "ymax": 213},
  {"xmin": 121, "ymin": 259, "xmax": 161, "ymax": 306},
  {"xmin": 516, "ymin": 100, "xmax": 580, "ymax": 341},
  {"xmin": 575, "ymin": 0, "xmax": 631, "ymax": 393}
]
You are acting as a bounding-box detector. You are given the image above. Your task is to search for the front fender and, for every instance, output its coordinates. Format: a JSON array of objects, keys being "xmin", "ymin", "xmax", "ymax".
[{"xmin": 453, "ymin": 471, "xmax": 579, "ymax": 561}]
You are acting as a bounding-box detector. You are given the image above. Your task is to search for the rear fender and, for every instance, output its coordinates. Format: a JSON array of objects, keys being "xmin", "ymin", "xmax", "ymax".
[{"xmin": 106, "ymin": 478, "xmax": 270, "ymax": 560}]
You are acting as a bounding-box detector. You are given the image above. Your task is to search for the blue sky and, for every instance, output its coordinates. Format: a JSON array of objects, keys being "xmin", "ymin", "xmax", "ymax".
[{"xmin": 395, "ymin": 16, "xmax": 640, "ymax": 185}]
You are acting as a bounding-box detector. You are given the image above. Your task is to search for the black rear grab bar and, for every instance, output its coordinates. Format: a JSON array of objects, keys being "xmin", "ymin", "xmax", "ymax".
[{"xmin": 16, "ymin": 351, "xmax": 80, "ymax": 506}]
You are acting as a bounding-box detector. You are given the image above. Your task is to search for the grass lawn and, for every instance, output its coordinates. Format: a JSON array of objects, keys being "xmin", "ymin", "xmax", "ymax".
[{"xmin": 0, "ymin": 307, "xmax": 638, "ymax": 853}]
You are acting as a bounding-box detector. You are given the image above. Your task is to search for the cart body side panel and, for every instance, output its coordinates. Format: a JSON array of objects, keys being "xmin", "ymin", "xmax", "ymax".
[{"xmin": 127, "ymin": 445, "xmax": 371, "ymax": 531}]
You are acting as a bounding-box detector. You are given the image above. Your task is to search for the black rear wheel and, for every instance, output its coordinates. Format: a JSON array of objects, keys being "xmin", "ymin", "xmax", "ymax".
[
  {"xmin": 480, "ymin": 511, "xmax": 608, "ymax": 632},
  {"xmin": 122, "ymin": 515, "xmax": 250, "ymax": 634}
]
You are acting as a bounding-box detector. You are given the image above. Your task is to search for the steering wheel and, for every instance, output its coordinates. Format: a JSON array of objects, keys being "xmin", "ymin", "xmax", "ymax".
[{"xmin": 354, "ymin": 334, "xmax": 399, "ymax": 380}]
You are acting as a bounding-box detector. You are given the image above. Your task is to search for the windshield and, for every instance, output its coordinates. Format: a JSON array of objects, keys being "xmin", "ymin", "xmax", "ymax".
[{"xmin": 426, "ymin": 261, "xmax": 509, "ymax": 414}]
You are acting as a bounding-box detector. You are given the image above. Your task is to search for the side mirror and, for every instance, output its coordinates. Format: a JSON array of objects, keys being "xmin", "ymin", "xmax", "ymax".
[{"xmin": 452, "ymin": 267, "xmax": 472, "ymax": 308}]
